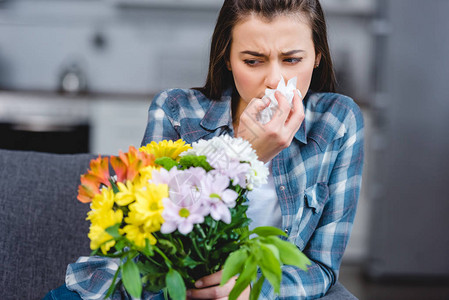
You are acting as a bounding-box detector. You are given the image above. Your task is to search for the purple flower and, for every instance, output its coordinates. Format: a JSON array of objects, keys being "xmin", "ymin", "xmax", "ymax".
[
  {"xmin": 149, "ymin": 167, "xmax": 179, "ymax": 185},
  {"xmin": 152, "ymin": 167, "xmax": 206, "ymax": 207},
  {"xmin": 210, "ymin": 160, "xmax": 250, "ymax": 188},
  {"xmin": 161, "ymin": 198, "xmax": 205, "ymax": 235},
  {"xmin": 200, "ymin": 173, "xmax": 238, "ymax": 224},
  {"xmin": 206, "ymin": 150, "xmax": 250, "ymax": 188}
]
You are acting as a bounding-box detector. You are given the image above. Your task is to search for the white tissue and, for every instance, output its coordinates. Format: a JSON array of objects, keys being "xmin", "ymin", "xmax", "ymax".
[{"xmin": 258, "ymin": 76, "xmax": 301, "ymax": 125}]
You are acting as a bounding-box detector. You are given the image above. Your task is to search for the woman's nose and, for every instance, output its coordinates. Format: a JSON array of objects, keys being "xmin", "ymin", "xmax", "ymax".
[{"xmin": 264, "ymin": 63, "xmax": 283, "ymax": 89}]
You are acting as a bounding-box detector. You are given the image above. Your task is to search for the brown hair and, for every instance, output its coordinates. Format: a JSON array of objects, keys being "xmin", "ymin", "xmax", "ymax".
[{"xmin": 195, "ymin": 0, "xmax": 336, "ymax": 100}]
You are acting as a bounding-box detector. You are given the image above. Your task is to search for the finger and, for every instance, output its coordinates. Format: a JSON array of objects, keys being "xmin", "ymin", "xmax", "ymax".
[
  {"xmin": 189, "ymin": 273, "xmax": 236, "ymax": 299},
  {"xmin": 270, "ymin": 91, "xmax": 292, "ymax": 125},
  {"xmin": 286, "ymin": 88, "xmax": 303, "ymax": 119},
  {"xmin": 239, "ymin": 98, "xmax": 270, "ymax": 129},
  {"xmin": 187, "ymin": 285, "xmax": 228, "ymax": 299},
  {"xmin": 195, "ymin": 270, "xmax": 223, "ymax": 288},
  {"xmin": 243, "ymin": 97, "xmax": 270, "ymax": 117},
  {"xmin": 285, "ymin": 89, "xmax": 305, "ymax": 131}
]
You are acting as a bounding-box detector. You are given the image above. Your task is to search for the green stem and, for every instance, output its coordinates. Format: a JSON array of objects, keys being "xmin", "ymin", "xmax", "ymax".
[
  {"xmin": 105, "ymin": 266, "xmax": 121, "ymax": 298},
  {"xmin": 154, "ymin": 247, "xmax": 172, "ymax": 268},
  {"xmin": 205, "ymin": 219, "xmax": 218, "ymax": 249},
  {"xmin": 195, "ymin": 224, "xmax": 207, "ymax": 239},
  {"xmin": 146, "ymin": 255, "xmax": 163, "ymax": 267},
  {"xmin": 206, "ymin": 222, "xmax": 220, "ymax": 251},
  {"xmin": 191, "ymin": 236, "xmax": 207, "ymax": 262}
]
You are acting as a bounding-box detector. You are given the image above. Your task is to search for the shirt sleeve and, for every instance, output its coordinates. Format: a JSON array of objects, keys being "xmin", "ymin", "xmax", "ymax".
[
  {"xmin": 141, "ymin": 90, "xmax": 180, "ymax": 146},
  {"xmin": 65, "ymin": 256, "xmax": 165, "ymax": 300},
  {"xmin": 259, "ymin": 104, "xmax": 365, "ymax": 299}
]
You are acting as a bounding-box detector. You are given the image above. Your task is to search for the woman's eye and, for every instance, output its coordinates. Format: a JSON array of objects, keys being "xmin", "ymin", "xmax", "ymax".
[
  {"xmin": 284, "ymin": 57, "xmax": 302, "ymax": 64},
  {"xmin": 244, "ymin": 59, "xmax": 261, "ymax": 66}
]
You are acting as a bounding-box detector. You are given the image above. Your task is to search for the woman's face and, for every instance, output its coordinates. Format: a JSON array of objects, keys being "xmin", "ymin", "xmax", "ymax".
[{"xmin": 228, "ymin": 14, "xmax": 320, "ymax": 105}]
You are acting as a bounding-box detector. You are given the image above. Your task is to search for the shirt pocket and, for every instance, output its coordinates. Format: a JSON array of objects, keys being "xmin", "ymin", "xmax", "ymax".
[{"xmin": 289, "ymin": 182, "xmax": 329, "ymax": 250}]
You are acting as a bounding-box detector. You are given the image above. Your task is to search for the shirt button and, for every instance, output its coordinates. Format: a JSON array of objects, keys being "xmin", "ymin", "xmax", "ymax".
[
  {"xmin": 279, "ymin": 185, "xmax": 285, "ymax": 191},
  {"xmin": 284, "ymin": 228, "xmax": 289, "ymax": 234}
]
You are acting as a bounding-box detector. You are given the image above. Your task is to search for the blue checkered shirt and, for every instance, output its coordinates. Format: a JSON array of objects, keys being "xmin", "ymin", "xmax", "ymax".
[{"xmin": 66, "ymin": 88, "xmax": 364, "ymax": 299}]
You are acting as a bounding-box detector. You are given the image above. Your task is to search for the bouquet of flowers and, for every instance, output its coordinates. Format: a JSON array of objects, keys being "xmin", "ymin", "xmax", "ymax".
[{"xmin": 78, "ymin": 135, "xmax": 310, "ymax": 300}]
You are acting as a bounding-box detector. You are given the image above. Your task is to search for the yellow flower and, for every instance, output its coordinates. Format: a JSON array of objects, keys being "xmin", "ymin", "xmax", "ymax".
[
  {"xmin": 125, "ymin": 183, "xmax": 167, "ymax": 233},
  {"xmin": 87, "ymin": 188, "xmax": 116, "ymax": 223},
  {"xmin": 139, "ymin": 139, "xmax": 191, "ymax": 161},
  {"xmin": 115, "ymin": 180, "xmax": 137, "ymax": 206},
  {"xmin": 120, "ymin": 224, "xmax": 157, "ymax": 248},
  {"xmin": 87, "ymin": 208, "xmax": 123, "ymax": 254},
  {"xmin": 137, "ymin": 165, "xmax": 159, "ymax": 189}
]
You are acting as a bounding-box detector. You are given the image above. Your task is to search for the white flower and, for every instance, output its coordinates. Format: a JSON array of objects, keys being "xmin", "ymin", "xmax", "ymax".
[
  {"xmin": 246, "ymin": 159, "xmax": 269, "ymax": 190},
  {"xmin": 181, "ymin": 135, "xmax": 268, "ymax": 190}
]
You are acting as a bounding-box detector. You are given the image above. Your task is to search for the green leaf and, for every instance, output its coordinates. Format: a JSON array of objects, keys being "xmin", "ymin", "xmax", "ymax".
[
  {"xmin": 221, "ymin": 249, "xmax": 249, "ymax": 286},
  {"xmin": 265, "ymin": 236, "xmax": 311, "ymax": 271},
  {"xmin": 166, "ymin": 268, "xmax": 186, "ymax": 300},
  {"xmin": 137, "ymin": 260, "xmax": 162, "ymax": 276},
  {"xmin": 179, "ymin": 155, "xmax": 213, "ymax": 171},
  {"xmin": 229, "ymin": 255, "xmax": 258, "ymax": 300},
  {"xmin": 258, "ymin": 244, "xmax": 282, "ymax": 294},
  {"xmin": 114, "ymin": 238, "xmax": 127, "ymax": 252},
  {"xmin": 262, "ymin": 242, "xmax": 280, "ymax": 261},
  {"xmin": 250, "ymin": 274, "xmax": 265, "ymax": 300},
  {"xmin": 109, "ymin": 179, "xmax": 120, "ymax": 194},
  {"xmin": 90, "ymin": 248, "xmax": 100, "ymax": 256},
  {"xmin": 157, "ymin": 239, "xmax": 177, "ymax": 255},
  {"xmin": 183, "ymin": 256, "xmax": 202, "ymax": 269},
  {"xmin": 105, "ymin": 223, "xmax": 121, "ymax": 239},
  {"xmin": 140, "ymin": 239, "xmax": 155, "ymax": 257},
  {"xmin": 251, "ymin": 226, "xmax": 287, "ymax": 237},
  {"xmin": 154, "ymin": 157, "xmax": 178, "ymax": 170},
  {"xmin": 143, "ymin": 272, "xmax": 166, "ymax": 292},
  {"xmin": 122, "ymin": 259, "xmax": 142, "ymax": 298}
]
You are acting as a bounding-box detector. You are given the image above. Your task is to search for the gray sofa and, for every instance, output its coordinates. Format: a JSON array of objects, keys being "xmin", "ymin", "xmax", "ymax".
[{"xmin": 0, "ymin": 149, "xmax": 356, "ymax": 300}]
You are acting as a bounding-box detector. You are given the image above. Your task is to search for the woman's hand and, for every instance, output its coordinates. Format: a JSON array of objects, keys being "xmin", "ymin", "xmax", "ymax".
[
  {"xmin": 236, "ymin": 89, "xmax": 304, "ymax": 163},
  {"xmin": 186, "ymin": 270, "xmax": 250, "ymax": 300}
]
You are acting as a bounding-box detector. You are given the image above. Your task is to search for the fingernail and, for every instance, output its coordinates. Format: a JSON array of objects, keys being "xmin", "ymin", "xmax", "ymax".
[{"xmin": 195, "ymin": 280, "xmax": 203, "ymax": 288}]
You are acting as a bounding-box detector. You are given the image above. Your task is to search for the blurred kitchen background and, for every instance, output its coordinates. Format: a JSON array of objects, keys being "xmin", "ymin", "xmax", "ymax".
[{"xmin": 1, "ymin": 0, "xmax": 448, "ymax": 299}]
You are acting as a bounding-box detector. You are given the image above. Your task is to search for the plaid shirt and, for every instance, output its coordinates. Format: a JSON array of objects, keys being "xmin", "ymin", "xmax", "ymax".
[{"xmin": 66, "ymin": 88, "xmax": 364, "ymax": 299}]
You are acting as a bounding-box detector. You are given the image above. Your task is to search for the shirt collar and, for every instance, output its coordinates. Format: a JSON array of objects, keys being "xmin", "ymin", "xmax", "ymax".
[
  {"xmin": 294, "ymin": 120, "xmax": 307, "ymax": 144},
  {"xmin": 199, "ymin": 88, "xmax": 233, "ymax": 131},
  {"xmin": 293, "ymin": 92, "xmax": 310, "ymax": 145}
]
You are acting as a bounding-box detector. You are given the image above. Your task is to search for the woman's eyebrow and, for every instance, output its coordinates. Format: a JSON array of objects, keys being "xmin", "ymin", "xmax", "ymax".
[
  {"xmin": 240, "ymin": 50, "xmax": 305, "ymax": 56},
  {"xmin": 281, "ymin": 49, "xmax": 305, "ymax": 55},
  {"xmin": 240, "ymin": 50, "xmax": 265, "ymax": 57}
]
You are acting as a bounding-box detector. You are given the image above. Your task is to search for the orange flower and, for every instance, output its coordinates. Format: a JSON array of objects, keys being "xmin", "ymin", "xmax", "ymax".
[
  {"xmin": 111, "ymin": 146, "xmax": 155, "ymax": 183},
  {"xmin": 88, "ymin": 156, "xmax": 111, "ymax": 187},
  {"xmin": 77, "ymin": 156, "xmax": 111, "ymax": 203},
  {"xmin": 78, "ymin": 174, "xmax": 99, "ymax": 203}
]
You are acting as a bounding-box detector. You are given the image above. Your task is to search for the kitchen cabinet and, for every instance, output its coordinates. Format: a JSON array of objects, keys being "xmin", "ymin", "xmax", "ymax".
[{"xmin": 90, "ymin": 97, "xmax": 151, "ymax": 155}]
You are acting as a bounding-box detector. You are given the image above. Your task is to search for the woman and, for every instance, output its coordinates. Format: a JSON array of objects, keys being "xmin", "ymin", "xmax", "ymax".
[
  {"xmin": 45, "ymin": 0, "xmax": 363, "ymax": 299},
  {"xmin": 141, "ymin": 0, "xmax": 364, "ymax": 299}
]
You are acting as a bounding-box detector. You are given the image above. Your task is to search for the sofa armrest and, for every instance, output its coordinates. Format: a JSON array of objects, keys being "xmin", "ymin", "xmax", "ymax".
[
  {"xmin": 319, "ymin": 281, "xmax": 358, "ymax": 299},
  {"xmin": 0, "ymin": 149, "xmax": 97, "ymax": 300}
]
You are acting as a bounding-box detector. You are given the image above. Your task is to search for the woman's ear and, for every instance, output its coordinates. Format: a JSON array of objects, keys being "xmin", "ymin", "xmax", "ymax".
[
  {"xmin": 315, "ymin": 53, "xmax": 322, "ymax": 68},
  {"xmin": 226, "ymin": 60, "xmax": 232, "ymax": 71}
]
